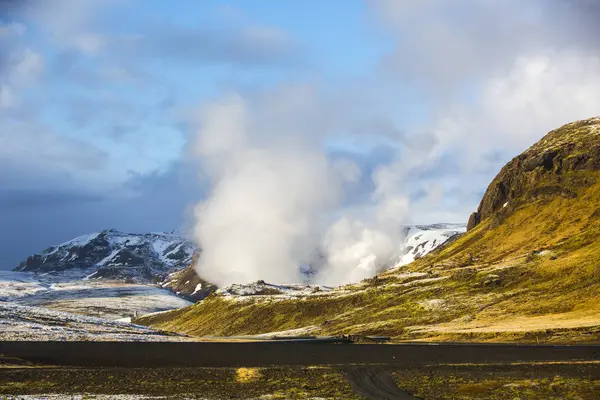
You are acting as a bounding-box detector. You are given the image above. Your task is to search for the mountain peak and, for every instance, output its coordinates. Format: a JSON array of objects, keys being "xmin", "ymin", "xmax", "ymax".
[{"xmin": 14, "ymin": 230, "xmax": 196, "ymax": 282}]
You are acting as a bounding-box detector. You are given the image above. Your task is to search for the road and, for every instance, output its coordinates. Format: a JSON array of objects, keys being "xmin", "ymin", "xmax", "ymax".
[
  {"xmin": 344, "ymin": 368, "xmax": 422, "ymax": 400},
  {"xmin": 1, "ymin": 340, "xmax": 598, "ymax": 368}
]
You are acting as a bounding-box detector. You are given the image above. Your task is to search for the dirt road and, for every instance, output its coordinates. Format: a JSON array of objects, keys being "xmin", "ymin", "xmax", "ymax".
[{"xmin": 344, "ymin": 368, "xmax": 422, "ymax": 399}]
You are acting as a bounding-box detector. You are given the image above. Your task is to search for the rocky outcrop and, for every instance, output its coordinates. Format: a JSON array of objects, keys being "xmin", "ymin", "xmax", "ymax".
[
  {"xmin": 160, "ymin": 253, "xmax": 217, "ymax": 302},
  {"xmin": 466, "ymin": 212, "xmax": 480, "ymax": 231},
  {"xmin": 467, "ymin": 117, "xmax": 600, "ymax": 230}
]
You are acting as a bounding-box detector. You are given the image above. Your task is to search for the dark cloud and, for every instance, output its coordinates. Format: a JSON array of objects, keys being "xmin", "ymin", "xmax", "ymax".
[
  {"xmin": 0, "ymin": 189, "xmax": 102, "ymax": 209},
  {"xmin": 0, "ymin": 161, "xmax": 206, "ymax": 270},
  {"xmin": 0, "ymin": 0, "xmax": 27, "ymax": 17}
]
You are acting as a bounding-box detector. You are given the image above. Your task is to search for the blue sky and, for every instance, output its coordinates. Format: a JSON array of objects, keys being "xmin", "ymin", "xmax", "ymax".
[{"xmin": 1, "ymin": 0, "xmax": 600, "ymax": 269}]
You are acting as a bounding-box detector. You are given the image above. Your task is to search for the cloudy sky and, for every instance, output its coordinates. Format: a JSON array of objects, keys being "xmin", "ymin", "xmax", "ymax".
[{"xmin": 1, "ymin": 0, "xmax": 600, "ymax": 271}]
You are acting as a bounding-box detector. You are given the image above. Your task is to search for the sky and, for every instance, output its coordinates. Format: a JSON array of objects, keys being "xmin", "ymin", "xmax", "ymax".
[{"xmin": 1, "ymin": 0, "xmax": 600, "ymax": 271}]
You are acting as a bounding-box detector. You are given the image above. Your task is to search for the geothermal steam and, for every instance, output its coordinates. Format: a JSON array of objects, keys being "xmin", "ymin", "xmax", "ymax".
[
  {"xmin": 191, "ymin": 91, "xmax": 411, "ymax": 286},
  {"xmin": 192, "ymin": 94, "xmax": 336, "ymax": 286}
]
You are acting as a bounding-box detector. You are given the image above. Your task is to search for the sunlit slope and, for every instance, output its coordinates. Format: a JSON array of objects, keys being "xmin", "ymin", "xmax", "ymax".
[{"xmin": 138, "ymin": 118, "xmax": 600, "ymax": 343}]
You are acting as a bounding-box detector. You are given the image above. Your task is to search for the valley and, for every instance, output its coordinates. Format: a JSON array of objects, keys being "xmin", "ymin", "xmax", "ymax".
[{"xmin": 2, "ymin": 118, "xmax": 600, "ymax": 399}]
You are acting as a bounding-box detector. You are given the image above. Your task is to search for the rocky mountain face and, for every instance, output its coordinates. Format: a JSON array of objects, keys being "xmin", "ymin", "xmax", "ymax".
[
  {"xmin": 468, "ymin": 117, "xmax": 600, "ymax": 230},
  {"xmin": 160, "ymin": 253, "xmax": 217, "ymax": 301},
  {"xmin": 14, "ymin": 229, "xmax": 195, "ymax": 283}
]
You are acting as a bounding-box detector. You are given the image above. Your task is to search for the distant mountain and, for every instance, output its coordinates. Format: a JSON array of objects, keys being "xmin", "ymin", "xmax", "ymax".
[
  {"xmin": 397, "ymin": 223, "xmax": 466, "ymax": 266},
  {"xmin": 14, "ymin": 229, "xmax": 195, "ymax": 283}
]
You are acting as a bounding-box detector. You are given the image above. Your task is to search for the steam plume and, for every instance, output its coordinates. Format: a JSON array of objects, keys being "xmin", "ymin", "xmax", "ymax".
[
  {"xmin": 190, "ymin": 89, "xmax": 412, "ymax": 286},
  {"xmin": 191, "ymin": 93, "xmax": 340, "ymax": 286}
]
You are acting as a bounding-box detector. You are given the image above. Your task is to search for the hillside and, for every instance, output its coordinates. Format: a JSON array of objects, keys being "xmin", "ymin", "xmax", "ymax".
[{"xmin": 138, "ymin": 117, "xmax": 600, "ymax": 343}]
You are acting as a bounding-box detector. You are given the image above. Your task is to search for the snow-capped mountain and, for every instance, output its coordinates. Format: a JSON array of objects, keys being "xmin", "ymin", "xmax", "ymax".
[
  {"xmin": 396, "ymin": 223, "xmax": 466, "ymax": 266},
  {"xmin": 14, "ymin": 229, "xmax": 196, "ymax": 283}
]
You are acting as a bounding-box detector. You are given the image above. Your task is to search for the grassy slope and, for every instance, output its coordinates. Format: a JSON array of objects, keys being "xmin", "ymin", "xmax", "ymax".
[{"xmin": 139, "ymin": 122, "xmax": 600, "ymax": 343}]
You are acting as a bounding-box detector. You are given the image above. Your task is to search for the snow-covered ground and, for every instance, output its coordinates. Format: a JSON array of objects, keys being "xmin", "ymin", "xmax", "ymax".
[
  {"xmin": 217, "ymin": 281, "xmax": 332, "ymax": 298},
  {"xmin": 0, "ymin": 271, "xmax": 48, "ymax": 300},
  {"xmin": 0, "ymin": 302, "xmax": 191, "ymax": 341},
  {"xmin": 0, "ymin": 271, "xmax": 191, "ymax": 320}
]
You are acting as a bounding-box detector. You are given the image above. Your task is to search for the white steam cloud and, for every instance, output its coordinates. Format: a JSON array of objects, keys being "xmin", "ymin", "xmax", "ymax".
[
  {"xmin": 191, "ymin": 93, "xmax": 340, "ymax": 286},
  {"xmin": 191, "ymin": 89, "xmax": 413, "ymax": 287}
]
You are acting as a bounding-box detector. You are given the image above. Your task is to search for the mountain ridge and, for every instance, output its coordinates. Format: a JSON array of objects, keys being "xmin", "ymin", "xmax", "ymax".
[{"xmin": 14, "ymin": 229, "xmax": 195, "ymax": 283}]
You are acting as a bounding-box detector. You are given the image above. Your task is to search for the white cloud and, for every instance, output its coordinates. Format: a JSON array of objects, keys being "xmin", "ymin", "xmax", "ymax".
[
  {"xmin": 0, "ymin": 120, "xmax": 107, "ymax": 172},
  {"xmin": 0, "ymin": 22, "xmax": 26, "ymax": 37},
  {"xmin": 9, "ymin": 48, "xmax": 43, "ymax": 85},
  {"xmin": 0, "ymin": 83, "xmax": 15, "ymax": 107},
  {"xmin": 430, "ymin": 51, "xmax": 600, "ymax": 171},
  {"xmin": 189, "ymin": 84, "xmax": 424, "ymax": 286},
  {"xmin": 370, "ymin": 0, "xmax": 600, "ymax": 96},
  {"xmin": 26, "ymin": 0, "xmax": 114, "ymax": 54},
  {"xmin": 332, "ymin": 158, "xmax": 362, "ymax": 184},
  {"xmin": 0, "ymin": 28, "xmax": 43, "ymax": 108},
  {"xmin": 191, "ymin": 92, "xmax": 340, "ymax": 286},
  {"xmin": 188, "ymin": 0, "xmax": 600, "ymax": 286}
]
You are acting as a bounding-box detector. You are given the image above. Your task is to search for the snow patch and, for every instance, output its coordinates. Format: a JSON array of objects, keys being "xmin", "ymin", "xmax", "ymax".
[
  {"xmin": 192, "ymin": 283, "xmax": 203, "ymax": 294},
  {"xmin": 0, "ymin": 302, "xmax": 189, "ymax": 342},
  {"xmin": 0, "ymin": 273, "xmax": 192, "ymax": 320},
  {"xmin": 63, "ymin": 232, "xmax": 101, "ymax": 247},
  {"xmin": 217, "ymin": 281, "xmax": 332, "ymax": 298}
]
